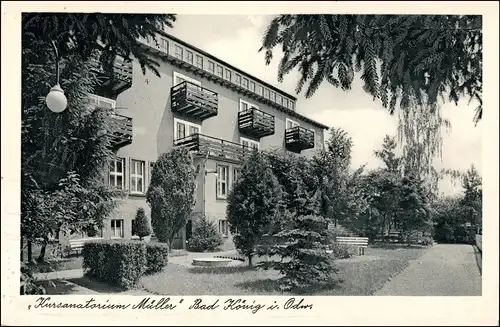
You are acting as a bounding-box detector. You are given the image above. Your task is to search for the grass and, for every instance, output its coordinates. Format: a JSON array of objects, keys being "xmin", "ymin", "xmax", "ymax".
[{"xmin": 138, "ymin": 245, "xmax": 428, "ymax": 296}]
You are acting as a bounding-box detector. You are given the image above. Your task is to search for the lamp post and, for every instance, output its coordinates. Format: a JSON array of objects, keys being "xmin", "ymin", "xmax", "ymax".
[{"xmin": 45, "ymin": 40, "xmax": 67, "ymax": 113}]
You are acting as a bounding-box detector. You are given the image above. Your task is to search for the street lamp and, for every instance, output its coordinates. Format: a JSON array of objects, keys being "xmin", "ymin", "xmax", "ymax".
[{"xmin": 45, "ymin": 40, "xmax": 67, "ymax": 113}]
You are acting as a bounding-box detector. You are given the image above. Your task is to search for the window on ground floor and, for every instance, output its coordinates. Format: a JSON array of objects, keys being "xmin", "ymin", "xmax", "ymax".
[
  {"xmin": 111, "ymin": 219, "xmax": 124, "ymax": 238},
  {"xmin": 216, "ymin": 165, "xmax": 229, "ymax": 199},
  {"xmin": 219, "ymin": 220, "xmax": 229, "ymax": 237}
]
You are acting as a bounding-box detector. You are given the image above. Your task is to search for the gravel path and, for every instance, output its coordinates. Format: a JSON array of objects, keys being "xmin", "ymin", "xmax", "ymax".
[{"xmin": 375, "ymin": 244, "xmax": 481, "ymax": 296}]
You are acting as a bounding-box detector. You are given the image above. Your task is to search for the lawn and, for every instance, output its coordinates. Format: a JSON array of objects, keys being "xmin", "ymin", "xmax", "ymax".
[
  {"xmin": 22, "ymin": 242, "xmax": 83, "ymax": 273},
  {"xmin": 138, "ymin": 245, "xmax": 429, "ymax": 296}
]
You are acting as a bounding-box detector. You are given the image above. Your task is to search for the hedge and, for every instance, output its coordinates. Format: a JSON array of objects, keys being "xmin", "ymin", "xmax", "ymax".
[
  {"xmin": 82, "ymin": 240, "xmax": 169, "ymax": 289},
  {"xmin": 145, "ymin": 242, "xmax": 169, "ymax": 274}
]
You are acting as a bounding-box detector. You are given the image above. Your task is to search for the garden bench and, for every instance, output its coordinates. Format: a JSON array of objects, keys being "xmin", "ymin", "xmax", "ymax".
[
  {"xmin": 336, "ymin": 236, "xmax": 369, "ymax": 255},
  {"xmin": 67, "ymin": 237, "xmax": 103, "ymax": 256}
]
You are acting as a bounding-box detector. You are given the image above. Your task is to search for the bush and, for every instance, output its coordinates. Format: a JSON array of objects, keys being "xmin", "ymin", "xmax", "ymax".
[
  {"xmin": 134, "ymin": 207, "xmax": 152, "ymax": 240},
  {"xmin": 145, "ymin": 242, "xmax": 169, "ymax": 274},
  {"xmin": 82, "ymin": 240, "xmax": 146, "ymax": 289},
  {"xmin": 421, "ymin": 236, "xmax": 434, "ymax": 246},
  {"xmin": 329, "ymin": 243, "xmax": 358, "ymax": 259},
  {"xmin": 187, "ymin": 215, "xmax": 223, "ymax": 252}
]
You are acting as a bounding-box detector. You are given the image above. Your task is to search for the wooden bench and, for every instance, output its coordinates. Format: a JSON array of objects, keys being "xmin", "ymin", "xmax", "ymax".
[
  {"xmin": 336, "ymin": 236, "xmax": 369, "ymax": 255},
  {"xmin": 67, "ymin": 237, "xmax": 103, "ymax": 256}
]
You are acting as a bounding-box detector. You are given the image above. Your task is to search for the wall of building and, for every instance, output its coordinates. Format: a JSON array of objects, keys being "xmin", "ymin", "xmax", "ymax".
[{"xmin": 91, "ymin": 42, "xmax": 326, "ymax": 249}]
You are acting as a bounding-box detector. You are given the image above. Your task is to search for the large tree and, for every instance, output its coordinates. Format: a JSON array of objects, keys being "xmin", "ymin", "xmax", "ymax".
[
  {"xmin": 21, "ymin": 39, "xmax": 118, "ymax": 263},
  {"xmin": 260, "ymin": 14, "xmax": 482, "ymax": 123},
  {"xmin": 146, "ymin": 148, "xmax": 197, "ymax": 249},
  {"xmin": 226, "ymin": 151, "xmax": 283, "ymax": 266},
  {"xmin": 312, "ymin": 127, "xmax": 366, "ymax": 229}
]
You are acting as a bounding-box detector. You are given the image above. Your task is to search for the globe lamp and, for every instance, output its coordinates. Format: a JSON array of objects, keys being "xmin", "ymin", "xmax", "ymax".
[{"xmin": 46, "ymin": 83, "xmax": 67, "ymax": 113}]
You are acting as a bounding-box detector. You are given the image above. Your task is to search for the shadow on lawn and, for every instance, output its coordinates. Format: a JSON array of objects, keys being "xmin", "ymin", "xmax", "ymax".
[
  {"xmin": 67, "ymin": 276, "xmax": 127, "ymax": 293},
  {"xmin": 38, "ymin": 279, "xmax": 83, "ymax": 295},
  {"xmin": 370, "ymin": 243, "xmax": 428, "ymax": 250},
  {"xmin": 188, "ymin": 265, "xmax": 255, "ymax": 275},
  {"xmin": 235, "ymin": 277, "xmax": 344, "ymax": 295}
]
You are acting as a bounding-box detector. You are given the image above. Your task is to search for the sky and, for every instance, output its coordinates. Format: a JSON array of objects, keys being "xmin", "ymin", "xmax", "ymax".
[{"xmin": 167, "ymin": 14, "xmax": 482, "ymax": 196}]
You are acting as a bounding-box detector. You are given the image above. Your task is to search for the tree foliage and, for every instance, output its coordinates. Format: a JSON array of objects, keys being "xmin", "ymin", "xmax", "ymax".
[
  {"xmin": 134, "ymin": 207, "xmax": 152, "ymax": 240},
  {"xmin": 257, "ymin": 152, "xmax": 337, "ymax": 291},
  {"xmin": 226, "ymin": 151, "xmax": 283, "ymax": 266},
  {"xmin": 260, "ymin": 14, "xmax": 482, "ymax": 123},
  {"xmin": 187, "ymin": 214, "xmax": 224, "ymax": 253},
  {"xmin": 460, "ymin": 164, "xmax": 482, "ymax": 230},
  {"xmin": 22, "ymin": 13, "xmax": 177, "ymax": 77},
  {"xmin": 22, "ymin": 38, "xmax": 118, "ymax": 262},
  {"xmin": 146, "ymin": 148, "xmax": 197, "ymax": 248},
  {"xmin": 311, "ymin": 127, "xmax": 366, "ymax": 228}
]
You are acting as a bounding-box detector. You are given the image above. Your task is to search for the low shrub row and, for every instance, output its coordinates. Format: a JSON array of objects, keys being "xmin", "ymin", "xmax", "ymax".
[{"xmin": 82, "ymin": 240, "xmax": 169, "ymax": 289}]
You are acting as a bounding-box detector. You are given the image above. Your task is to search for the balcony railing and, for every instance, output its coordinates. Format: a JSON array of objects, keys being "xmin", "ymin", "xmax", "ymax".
[
  {"xmin": 238, "ymin": 107, "xmax": 275, "ymax": 138},
  {"xmin": 89, "ymin": 56, "xmax": 133, "ymax": 94},
  {"xmin": 171, "ymin": 81, "xmax": 218, "ymax": 120},
  {"xmin": 109, "ymin": 114, "xmax": 133, "ymax": 148},
  {"xmin": 285, "ymin": 126, "xmax": 315, "ymax": 152},
  {"xmin": 174, "ymin": 133, "xmax": 254, "ymax": 162}
]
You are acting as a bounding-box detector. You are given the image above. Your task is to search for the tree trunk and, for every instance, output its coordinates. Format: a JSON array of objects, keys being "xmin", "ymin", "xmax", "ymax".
[
  {"xmin": 37, "ymin": 240, "xmax": 47, "ymax": 263},
  {"xmin": 248, "ymin": 254, "xmax": 253, "ymax": 267},
  {"xmin": 406, "ymin": 230, "xmax": 412, "ymax": 247},
  {"xmin": 27, "ymin": 240, "xmax": 32, "ymax": 263},
  {"xmin": 20, "ymin": 236, "xmax": 24, "ymax": 262}
]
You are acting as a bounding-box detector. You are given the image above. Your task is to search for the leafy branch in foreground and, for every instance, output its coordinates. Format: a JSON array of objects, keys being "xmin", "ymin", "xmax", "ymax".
[
  {"xmin": 261, "ymin": 14, "xmax": 482, "ymax": 123},
  {"xmin": 22, "ymin": 13, "xmax": 177, "ymax": 77}
]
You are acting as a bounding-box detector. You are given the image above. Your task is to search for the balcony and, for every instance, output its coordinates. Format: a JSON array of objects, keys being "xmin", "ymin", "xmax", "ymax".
[
  {"xmin": 174, "ymin": 133, "xmax": 253, "ymax": 163},
  {"xmin": 285, "ymin": 126, "xmax": 315, "ymax": 152},
  {"xmin": 90, "ymin": 56, "xmax": 133, "ymax": 95},
  {"xmin": 171, "ymin": 81, "xmax": 218, "ymax": 120},
  {"xmin": 109, "ymin": 114, "xmax": 133, "ymax": 148},
  {"xmin": 238, "ymin": 107, "xmax": 275, "ymax": 139}
]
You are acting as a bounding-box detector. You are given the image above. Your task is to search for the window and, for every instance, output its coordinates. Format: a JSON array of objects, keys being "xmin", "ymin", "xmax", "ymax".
[
  {"xmin": 283, "ymin": 98, "xmax": 289, "ymax": 109},
  {"xmin": 160, "ymin": 38, "xmax": 169, "ymax": 52},
  {"xmin": 271, "ymin": 92, "xmax": 276, "ymax": 102},
  {"xmin": 216, "ymin": 65, "xmax": 223, "ymax": 77},
  {"xmin": 89, "ymin": 94, "xmax": 116, "ymax": 109},
  {"xmin": 239, "ymin": 99, "xmax": 258, "ymax": 112},
  {"xmin": 208, "ymin": 61, "xmax": 215, "ymax": 73},
  {"xmin": 108, "ymin": 158, "xmax": 125, "ymax": 189},
  {"xmin": 233, "ymin": 168, "xmax": 241, "ymax": 185},
  {"xmin": 175, "ymin": 45, "xmax": 183, "ymax": 59},
  {"xmin": 235, "ymin": 74, "xmax": 241, "ymax": 85},
  {"xmin": 240, "ymin": 137, "xmax": 259, "ymax": 151},
  {"xmin": 111, "ymin": 219, "xmax": 124, "ymax": 238},
  {"xmin": 173, "ymin": 71, "xmax": 201, "ymax": 87},
  {"xmin": 130, "ymin": 159, "xmax": 145, "ymax": 194},
  {"xmin": 195, "ymin": 55, "xmax": 203, "ymax": 69},
  {"xmin": 257, "ymin": 85, "xmax": 264, "ymax": 96},
  {"xmin": 174, "ymin": 118, "xmax": 201, "ymax": 140},
  {"xmin": 249, "ymin": 81, "xmax": 255, "ymax": 92},
  {"xmin": 264, "ymin": 88, "xmax": 270, "ymax": 99},
  {"xmin": 216, "ymin": 165, "xmax": 229, "ymax": 198},
  {"xmin": 277, "ymin": 95, "xmax": 283, "ymax": 106},
  {"xmin": 225, "ymin": 69, "xmax": 232, "ymax": 81},
  {"xmin": 242, "ymin": 78, "xmax": 249, "ymax": 89},
  {"xmin": 286, "ymin": 118, "xmax": 300, "ymax": 129},
  {"xmin": 218, "ymin": 220, "xmax": 229, "ymax": 237},
  {"xmin": 290, "ymin": 101, "xmax": 295, "ymax": 110},
  {"xmin": 186, "ymin": 50, "xmax": 194, "ymax": 64}
]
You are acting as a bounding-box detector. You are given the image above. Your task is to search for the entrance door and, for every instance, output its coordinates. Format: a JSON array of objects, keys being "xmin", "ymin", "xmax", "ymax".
[{"xmin": 186, "ymin": 220, "xmax": 193, "ymax": 241}]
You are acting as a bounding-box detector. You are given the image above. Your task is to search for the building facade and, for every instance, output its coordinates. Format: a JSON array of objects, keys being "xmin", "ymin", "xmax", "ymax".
[{"xmin": 61, "ymin": 32, "xmax": 329, "ymax": 250}]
